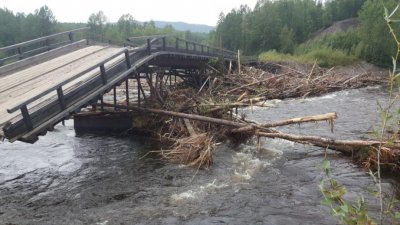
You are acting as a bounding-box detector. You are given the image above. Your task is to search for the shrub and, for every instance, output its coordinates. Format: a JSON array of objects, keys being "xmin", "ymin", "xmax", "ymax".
[{"xmin": 259, "ymin": 48, "xmax": 358, "ymax": 67}]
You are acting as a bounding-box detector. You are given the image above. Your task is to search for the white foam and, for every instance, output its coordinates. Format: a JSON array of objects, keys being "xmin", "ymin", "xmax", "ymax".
[
  {"xmin": 96, "ymin": 220, "xmax": 109, "ymax": 225},
  {"xmin": 170, "ymin": 179, "xmax": 228, "ymax": 204},
  {"xmin": 232, "ymin": 170, "xmax": 252, "ymax": 182},
  {"xmin": 231, "ymin": 152, "xmax": 270, "ymax": 183},
  {"xmin": 170, "ymin": 190, "xmax": 197, "ymax": 202},
  {"xmin": 298, "ymin": 92, "xmax": 338, "ymax": 103}
]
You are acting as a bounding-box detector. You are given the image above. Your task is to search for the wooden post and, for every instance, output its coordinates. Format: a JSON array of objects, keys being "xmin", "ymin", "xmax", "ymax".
[
  {"xmin": 238, "ymin": 50, "xmax": 241, "ymax": 75},
  {"xmin": 147, "ymin": 38, "xmax": 151, "ymax": 55},
  {"xmin": 149, "ymin": 73, "xmax": 153, "ymax": 97},
  {"xmin": 100, "ymin": 64, "xmax": 107, "ymax": 85},
  {"xmin": 186, "ymin": 42, "xmax": 189, "ymax": 53},
  {"xmin": 155, "ymin": 73, "xmax": 159, "ymax": 96},
  {"xmin": 137, "ymin": 73, "xmax": 146, "ymax": 105},
  {"xmin": 125, "ymin": 79, "xmax": 129, "ymax": 111},
  {"xmin": 162, "ymin": 37, "xmax": 166, "ymax": 51},
  {"xmin": 17, "ymin": 47, "xmax": 22, "ymax": 60},
  {"xmin": 57, "ymin": 87, "xmax": 66, "ymax": 111},
  {"xmin": 176, "ymin": 37, "xmax": 179, "ymax": 50},
  {"xmin": 45, "ymin": 39, "xmax": 50, "ymax": 51},
  {"xmin": 124, "ymin": 50, "xmax": 131, "ymax": 69},
  {"xmin": 69, "ymin": 32, "xmax": 74, "ymax": 43},
  {"xmin": 21, "ymin": 105, "xmax": 33, "ymax": 131},
  {"xmin": 113, "ymin": 87, "xmax": 117, "ymax": 110},
  {"xmin": 137, "ymin": 75, "xmax": 141, "ymax": 107},
  {"xmin": 100, "ymin": 96, "xmax": 104, "ymax": 111}
]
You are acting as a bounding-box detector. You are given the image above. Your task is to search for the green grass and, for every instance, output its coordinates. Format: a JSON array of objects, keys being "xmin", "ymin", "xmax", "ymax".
[{"xmin": 259, "ymin": 48, "xmax": 359, "ymax": 67}]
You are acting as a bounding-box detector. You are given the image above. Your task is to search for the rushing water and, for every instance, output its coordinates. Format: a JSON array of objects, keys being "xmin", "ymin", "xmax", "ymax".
[{"xmin": 0, "ymin": 86, "xmax": 398, "ymax": 225}]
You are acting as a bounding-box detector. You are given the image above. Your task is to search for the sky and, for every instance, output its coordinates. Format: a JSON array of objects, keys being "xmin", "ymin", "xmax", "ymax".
[{"xmin": 0, "ymin": 0, "xmax": 259, "ymax": 26}]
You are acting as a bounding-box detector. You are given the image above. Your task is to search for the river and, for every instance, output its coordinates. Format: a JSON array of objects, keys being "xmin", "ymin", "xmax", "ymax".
[{"xmin": 0, "ymin": 86, "xmax": 397, "ymax": 225}]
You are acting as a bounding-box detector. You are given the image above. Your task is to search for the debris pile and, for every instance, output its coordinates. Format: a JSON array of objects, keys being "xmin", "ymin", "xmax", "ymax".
[{"xmin": 121, "ymin": 62, "xmax": 398, "ymax": 172}]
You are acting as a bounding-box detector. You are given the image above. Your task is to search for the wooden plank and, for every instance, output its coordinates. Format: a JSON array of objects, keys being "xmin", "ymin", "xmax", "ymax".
[
  {"xmin": 6, "ymin": 50, "xmax": 156, "ymax": 141},
  {"xmin": 0, "ymin": 46, "xmax": 126, "ymax": 128},
  {"xmin": 0, "ymin": 47, "xmax": 122, "ymax": 104},
  {"xmin": 0, "ymin": 39, "xmax": 88, "ymax": 76},
  {"xmin": 0, "ymin": 45, "xmax": 107, "ymax": 93}
]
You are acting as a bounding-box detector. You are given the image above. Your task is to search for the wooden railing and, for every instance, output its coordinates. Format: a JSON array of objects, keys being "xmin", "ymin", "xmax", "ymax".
[
  {"xmin": 126, "ymin": 35, "xmax": 237, "ymax": 60},
  {"xmin": 0, "ymin": 27, "xmax": 89, "ymax": 66}
]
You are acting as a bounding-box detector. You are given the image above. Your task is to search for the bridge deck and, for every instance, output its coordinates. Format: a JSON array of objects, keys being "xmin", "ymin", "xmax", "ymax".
[
  {"xmin": 0, "ymin": 30, "xmax": 240, "ymax": 143},
  {"xmin": 0, "ymin": 45, "xmax": 126, "ymax": 137}
]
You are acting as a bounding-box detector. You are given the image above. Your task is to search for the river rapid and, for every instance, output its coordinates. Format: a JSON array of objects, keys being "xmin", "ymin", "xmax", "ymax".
[{"xmin": 0, "ymin": 86, "xmax": 398, "ymax": 225}]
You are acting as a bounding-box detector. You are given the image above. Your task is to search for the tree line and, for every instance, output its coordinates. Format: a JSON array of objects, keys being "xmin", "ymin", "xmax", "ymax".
[
  {"xmin": 0, "ymin": 6, "xmax": 209, "ymax": 49},
  {"xmin": 212, "ymin": 0, "xmax": 400, "ymax": 66},
  {"xmin": 0, "ymin": 6, "xmax": 59, "ymax": 47},
  {"xmin": 2, "ymin": 1, "xmax": 399, "ymax": 66}
]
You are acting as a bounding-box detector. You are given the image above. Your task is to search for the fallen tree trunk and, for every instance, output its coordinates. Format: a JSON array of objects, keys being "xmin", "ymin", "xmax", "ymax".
[
  {"xmin": 125, "ymin": 105, "xmax": 339, "ymax": 132},
  {"xmin": 231, "ymin": 112, "xmax": 337, "ymax": 133},
  {"xmin": 128, "ymin": 105, "xmax": 246, "ymax": 128},
  {"xmin": 255, "ymin": 131, "xmax": 400, "ymax": 154},
  {"xmin": 256, "ymin": 131, "xmax": 400, "ymax": 172},
  {"xmin": 257, "ymin": 131, "xmax": 380, "ymax": 147},
  {"xmin": 101, "ymin": 103, "xmax": 338, "ymax": 135}
]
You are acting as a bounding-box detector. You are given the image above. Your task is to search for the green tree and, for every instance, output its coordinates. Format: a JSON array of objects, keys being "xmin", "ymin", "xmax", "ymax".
[
  {"xmin": 117, "ymin": 14, "xmax": 138, "ymax": 39},
  {"xmin": 35, "ymin": 5, "xmax": 57, "ymax": 36},
  {"xmin": 357, "ymin": 0, "xmax": 399, "ymax": 65},
  {"xmin": 88, "ymin": 11, "xmax": 107, "ymax": 41},
  {"xmin": 279, "ymin": 25, "xmax": 296, "ymax": 53}
]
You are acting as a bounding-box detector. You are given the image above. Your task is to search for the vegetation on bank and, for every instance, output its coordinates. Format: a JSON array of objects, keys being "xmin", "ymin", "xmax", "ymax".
[{"xmin": 259, "ymin": 48, "xmax": 358, "ymax": 67}]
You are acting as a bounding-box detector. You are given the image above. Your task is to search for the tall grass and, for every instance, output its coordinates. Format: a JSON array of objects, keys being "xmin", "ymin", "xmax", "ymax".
[{"xmin": 259, "ymin": 48, "xmax": 358, "ymax": 67}]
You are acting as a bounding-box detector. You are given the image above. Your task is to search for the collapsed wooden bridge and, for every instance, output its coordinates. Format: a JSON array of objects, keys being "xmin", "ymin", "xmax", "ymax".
[{"xmin": 0, "ymin": 27, "xmax": 241, "ymax": 143}]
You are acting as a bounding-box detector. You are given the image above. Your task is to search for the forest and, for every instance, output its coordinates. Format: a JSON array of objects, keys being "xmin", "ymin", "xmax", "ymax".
[
  {"xmin": 213, "ymin": 0, "xmax": 400, "ymax": 66},
  {"xmin": 0, "ymin": 6, "xmax": 208, "ymax": 51},
  {"xmin": 1, "ymin": 0, "xmax": 399, "ymax": 66}
]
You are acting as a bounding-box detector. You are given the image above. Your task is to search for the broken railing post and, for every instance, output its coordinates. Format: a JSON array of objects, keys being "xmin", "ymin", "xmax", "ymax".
[
  {"xmin": 147, "ymin": 38, "xmax": 151, "ymax": 55},
  {"xmin": 20, "ymin": 105, "xmax": 33, "ymax": 131},
  {"xmin": 57, "ymin": 86, "xmax": 66, "ymax": 111},
  {"xmin": 162, "ymin": 37, "xmax": 166, "ymax": 51}
]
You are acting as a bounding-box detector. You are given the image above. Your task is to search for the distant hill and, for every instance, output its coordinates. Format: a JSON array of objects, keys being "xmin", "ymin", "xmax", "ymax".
[
  {"xmin": 153, "ymin": 21, "xmax": 214, "ymax": 33},
  {"xmin": 312, "ymin": 18, "xmax": 359, "ymax": 40}
]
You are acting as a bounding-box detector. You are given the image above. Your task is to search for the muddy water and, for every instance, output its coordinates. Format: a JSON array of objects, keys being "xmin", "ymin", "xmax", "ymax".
[{"xmin": 0, "ymin": 86, "xmax": 397, "ymax": 225}]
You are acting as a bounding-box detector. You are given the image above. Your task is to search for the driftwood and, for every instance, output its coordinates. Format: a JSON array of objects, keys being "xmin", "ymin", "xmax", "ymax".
[
  {"xmin": 256, "ymin": 131, "xmax": 381, "ymax": 154},
  {"xmin": 220, "ymin": 65, "xmax": 386, "ymax": 100},
  {"xmin": 183, "ymin": 118, "xmax": 197, "ymax": 136},
  {"xmin": 127, "ymin": 105, "xmax": 338, "ymax": 132},
  {"xmin": 103, "ymin": 62, "xmax": 389, "ymax": 169},
  {"xmin": 231, "ymin": 112, "xmax": 337, "ymax": 133},
  {"xmin": 255, "ymin": 131, "xmax": 400, "ymax": 172}
]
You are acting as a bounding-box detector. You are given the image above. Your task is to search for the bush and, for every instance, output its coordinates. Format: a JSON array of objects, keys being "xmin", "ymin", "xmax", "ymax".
[
  {"xmin": 303, "ymin": 48, "xmax": 358, "ymax": 67},
  {"xmin": 259, "ymin": 48, "xmax": 358, "ymax": 67}
]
